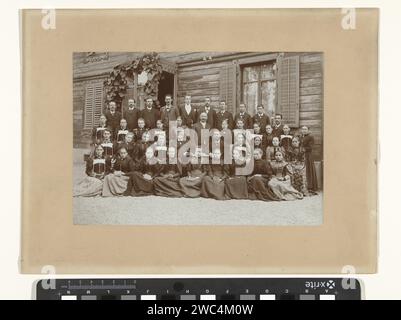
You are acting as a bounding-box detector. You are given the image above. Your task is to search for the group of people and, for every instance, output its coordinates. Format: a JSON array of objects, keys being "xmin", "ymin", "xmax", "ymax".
[{"xmin": 74, "ymin": 94, "xmax": 319, "ymax": 202}]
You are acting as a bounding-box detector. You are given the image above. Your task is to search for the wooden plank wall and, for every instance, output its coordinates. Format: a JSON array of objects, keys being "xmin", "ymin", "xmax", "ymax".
[
  {"xmin": 298, "ymin": 53, "xmax": 323, "ymax": 161},
  {"xmin": 177, "ymin": 60, "xmax": 231, "ymax": 110}
]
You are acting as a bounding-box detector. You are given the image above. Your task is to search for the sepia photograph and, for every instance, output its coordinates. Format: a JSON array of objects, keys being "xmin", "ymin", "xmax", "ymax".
[{"xmin": 73, "ymin": 51, "xmax": 323, "ymax": 225}]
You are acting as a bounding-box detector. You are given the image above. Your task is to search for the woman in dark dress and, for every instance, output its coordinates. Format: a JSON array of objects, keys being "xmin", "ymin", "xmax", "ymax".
[
  {"xmin": 247, "ymin": 148, "xmax": 278, "ymax": 201},
  {"xmin": 153, "ymin": 147, "xmax": 183, "ymax": 197},
  {"xmin": 300, "ymin": 126, "xmax": 318, "ymax": 194},
  {"xmin": 74, "ymin": 145, "xmax": 111, "ymax": 197},
  {"xmin": 200, "ymin": 149, "xmax": 230, "ymax": 200},
  {"xmin": 91, "ymin": 115, "xmax": 109, "ymax": 145},
  {"xmin": 179, "ymin": 149, "xmax": 207, "ymax": 198},
  {"xmin": 268, "ymin": 151, "xmax": 303, "ymax": 201},
  {"xmin": 125, "ymin": 147, "xmax": 162, "ymax": 196},
  {"xmin": 286, "ymin": 136, "xmax": 308, "ymax": 196},
  {"xmin": 102, "ymin": 147, "xmax": 136, "ymax": 197},
  {"xmin": 225, "ymin": 146, "xmax": 249, "ymax": 199}
]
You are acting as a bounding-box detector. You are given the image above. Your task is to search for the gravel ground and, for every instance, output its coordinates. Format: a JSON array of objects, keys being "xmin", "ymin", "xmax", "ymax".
[{"xmin": 73, "ymin": 163, "xmax": 322, "ymax": 226}]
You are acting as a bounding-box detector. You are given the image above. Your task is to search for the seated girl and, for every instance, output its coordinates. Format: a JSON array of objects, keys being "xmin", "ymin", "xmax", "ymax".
[
  {"xmin": 200, "ymin": 149, "xmax": 230, "ymax": 200},
  {"xmin": 179, "ymin": 149, "xmax": 207, "ymax": 198},
  {"xmin": 268, "ymin": 151, "xmax": 303, "ymax": 201},
  {"xmin": 247, "ymin": 148, "xmax": 278, "ymax": 201},
  {"xmin": 233, "ymin": 132, "xmax": 251, "ymax": 156},
  {"xmin": 116, "ymin": 131, "xmax": 135, "ymax": 159},
  {"xmin": 266, "ymin": 136, "xmax": 285, "ymax": 162},
  {"xmin": 133, "ymin": 118, "xmax": 147, "ymax": 142},
  {"xmin": 115, "ymin": 118, "xmax": 129, "ymax": 143},
  {"xmin": 220, "ymin": 119, "xmax": 233, "ymax": 143},
  {"xmin": 286, "ymin": 136, "xmax": 308, "ymax": 196},
  {"xmin": 210, "ymin": 130, "xmax": 224, "ymax": 157},
  {"xmin": 176, "ymin": 127, "xmax": 188, "ymax": 155},
  {"xmin": 263, "ymin": 124, "xmax": 274, "ymax": 148},
  {"xmin": 124, "ymin": 147, "xmax": 162, "ymax": 197},
  {"xmin": 133, "ymin": 131, "xmax": 152, "ymax": 162},
  {"xmin": 153, "ymin": 147, "xmax": 183, "ymax": 198},
  {"xmin": 279, "ymin": 124, "xmax": 293, "ymax": 153},
  {"xmin": 253, "ymin": 135, "xmax": 265, "ymax": 159},
  {"xmin": 74, "ymin": 145, "xmax": 110, "ymax": 197},
  {"xmin": 101, "ymin": 129, "xmax": 115, "ymax": 159},
  {"xmin": 102, "ymin": 147, "xmax": 136, "ymax": 197},
  {"xmin": 253, "ymin": 122, "xmax": 262, "ymax": 135},
  {"xmin": 155, "ymin": 119, "xmax": 166, "ymax": 141},
  {"xmin": 92, "ymin": 115, "xmax": 109, "ymax": 145},
  {"xmin": 225, "ymin": 146, "xmax": 249, "ymax": 199}
]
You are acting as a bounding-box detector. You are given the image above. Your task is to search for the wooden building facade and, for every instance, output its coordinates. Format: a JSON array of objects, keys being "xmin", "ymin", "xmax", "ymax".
[{"xmin": 73, "ymin": 52, "xmax": 324, "ymax": 161}]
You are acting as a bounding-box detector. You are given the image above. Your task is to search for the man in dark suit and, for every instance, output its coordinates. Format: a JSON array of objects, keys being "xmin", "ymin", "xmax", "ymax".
[
  {"xmin": 179, "ymin": 95, "xmax": 197, "ymax": 128},
  {"xmin": 252, "ymin": 105, "xmax": 270, "ymax": 133},
  {"xmin": 140, "ymin": 97, "xmax": 160, "ymax": 129},
  {"xmin": 215, "ymin": 100, "xmax": 234, "ymax": 130},
  {"xmin": 160, "ymin": 94, "xmax": 180, "ymax": 130},
  {"xmin": 123, "ymin": 98, "xmax": 139, "ymax": 131},
  {"xmin": 104, "ymin": 101, "xmax": 122, "ymax": 136},
  {"xmin": 234, "ymin": 103, "xmax": 253, "ymax": 129},
  {"xmin": 272, "ymin": 113, "xmax": 284, "ymax": 137},
  {"xmin": 197, "ymin": 97, "xmax": 216, "ymax": 129},
  {"xmin": 193, "ymin": 112, "xmax": 211, "ymax": 150}
]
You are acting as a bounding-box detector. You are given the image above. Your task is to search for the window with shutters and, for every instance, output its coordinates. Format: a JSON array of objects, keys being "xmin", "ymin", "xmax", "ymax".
[
  {"xmin": 241, "ymin": 61, "xmax": 277, "ymax": 117},
  {"xmin": 240, "ymin": 56, "xmax": 300, "ymax": 127},
  {"xmin": 84, "ymin": 82, "xmax": 104, "ymax": 129}
]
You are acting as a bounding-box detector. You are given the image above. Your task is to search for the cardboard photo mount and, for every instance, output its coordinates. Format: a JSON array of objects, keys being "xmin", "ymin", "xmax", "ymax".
[{"xmin": 21, "ymin": 9, "xmax": 378, "ymax": 274}]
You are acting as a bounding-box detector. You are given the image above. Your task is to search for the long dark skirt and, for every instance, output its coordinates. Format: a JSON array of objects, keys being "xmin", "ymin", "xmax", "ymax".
[
  {"xmin": 102, "ymin": 174, "xmax": 130, "ymax": 197},
  {"xmin": 179, "ymin": 176, "xmax": 204, "ymax": 198},
  {"xmin": 153, "ymin": 176, "xmax": 182, "ymax": 197},
  {"xmin": 247, "ymin": 176, "xmax": 278, "ymax": 201},
  {"xmin": 225, "ymin": 176, "xmax": 249, "ymax": 199},
  {"xmin": 305, "ymin": 153, "xmax": 318, "ymax": 192},
  {"xmin": 200, "ymin": 176, "xmax": 227, "ymax": 200},
  {"xmin": 124, "ymin": 171, "xmax": 154, "ymax": 196}
]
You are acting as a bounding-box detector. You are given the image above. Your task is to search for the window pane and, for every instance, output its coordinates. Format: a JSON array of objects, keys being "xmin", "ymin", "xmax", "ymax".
[
  {"xmin": 261, "ymin": 80, "xmax": 276, "ymax": 117},
  {"xmin": 261, "ymin": 63, "xmax": 276, "ymax": 80},
  {"xmin": 243, "ymin": 82, "xmax": 258, "ymax": 115},
  {"xmin": 243, "ymin": 66, "xmax": 259, "ymax": 82}
]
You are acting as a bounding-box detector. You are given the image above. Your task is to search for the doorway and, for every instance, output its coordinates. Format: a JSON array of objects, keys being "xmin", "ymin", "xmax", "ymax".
[{"xmin": 157, "ymin": 71, "xmax": 175, "ymax": 107}]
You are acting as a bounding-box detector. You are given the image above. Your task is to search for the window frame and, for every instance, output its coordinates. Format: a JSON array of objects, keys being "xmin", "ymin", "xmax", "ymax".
[{"xmin": 237, "ymin": 54, "xmax": 278, "ymax": 116}]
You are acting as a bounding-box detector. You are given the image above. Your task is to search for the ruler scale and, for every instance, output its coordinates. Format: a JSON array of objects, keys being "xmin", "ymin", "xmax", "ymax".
[{"xmin": 35, "ymin": 278, "xmax": 362, "ymax": 300}]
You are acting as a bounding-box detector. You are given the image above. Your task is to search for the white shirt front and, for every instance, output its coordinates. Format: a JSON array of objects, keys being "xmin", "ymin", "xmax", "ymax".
[{"xmin": 185, "ymin": 104, "xmax": 192, "ymax": 115}]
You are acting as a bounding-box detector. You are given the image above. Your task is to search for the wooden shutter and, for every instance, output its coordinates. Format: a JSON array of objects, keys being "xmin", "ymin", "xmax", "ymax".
[
  {"xmin": 277, "ymin": 55, "xmax": 300, "ymax": 127},
  {"xmin": 219, "ymin": 64, "xmax": 237, "ymax": 114},
  {"xmin": 84, "ymin": 82, "xmax": 104, "ymax": 129}
]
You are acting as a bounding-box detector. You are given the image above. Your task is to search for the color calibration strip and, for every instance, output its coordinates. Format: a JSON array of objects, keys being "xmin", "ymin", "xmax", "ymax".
[
  {"xmin": 36, "ymin": 278, "xmax": 361, "ymax": 300},
  {"xmin": 60, "ymin": 293, "xmax": 336, "ymax": 300}
]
